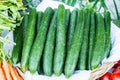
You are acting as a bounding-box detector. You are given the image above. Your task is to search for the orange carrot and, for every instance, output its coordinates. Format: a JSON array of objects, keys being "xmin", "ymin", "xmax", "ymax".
[
  {"xmin": 13, "ymin": 68, "xmax": 23, "ymax": 80},
  {"xmin": 9, "ymin": 64, "xmax": 21, "ymax": 80},
  {"xmin": 19, "ymin": 76, "xmax": 24, "ymax": 80},
  {"xmin": 2, "ymin": 61, "xmax": 12, "ymax": 80},
  {"xmin": 0, "ymin": 67, "xmax": 6, "ymax": 80}
]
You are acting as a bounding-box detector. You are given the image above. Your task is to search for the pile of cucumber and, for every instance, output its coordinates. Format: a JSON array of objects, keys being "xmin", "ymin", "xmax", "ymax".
[{"xmin": 12, "ymin": 4, "xmax": 111, "ymax": 78}]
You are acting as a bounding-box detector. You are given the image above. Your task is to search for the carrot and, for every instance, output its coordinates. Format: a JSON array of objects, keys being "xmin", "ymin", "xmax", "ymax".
[
  {"xmin": 9, "ymin": 62, "xmax": 24, "ymax": 80},
  {"xmin": 2, "ymin": 61, "xmax": 12, "ymax": 80},
  {"xmin": 19, "ymin": 76, "xmax": 24, "ymax": 80},
  {"xmin": 9, "ymin": 63, "xmax": 20, "ymax": 80},
  {"xmin": 0, "ymin": 67, "xmax": 6, "ymax": 80},
  {"xmin": 13, "ymin": 68, "xmax": 23, "ymax": 80}
]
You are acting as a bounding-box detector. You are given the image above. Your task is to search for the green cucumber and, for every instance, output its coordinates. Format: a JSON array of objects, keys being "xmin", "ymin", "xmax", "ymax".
[
  {"xmin": 36, "ymin": 11, "xmax": 43, "ymax": 33},
  {"xmin": 20, "ymin": 8, "xmax": 37, "ymax": 71},
  {"xmin": 13, "ymin": 14, "xmax": 28, "ymax": 64},
  {"xmin": 103, "ymin": 11, "xmax": 111, "ymax": 58},
  {"xmin": 22, "ymin": 14, "xmax": 29, "ymax": 40},
  {"xmin": 43, "ymin": 10, "xmax": 57, "ymax": 76},
  {"xmin": 78, "ymin": 8, "xmax": 90, "ymax": 70},
  {"xmin": 87, "ymin": 9, "xmax": 96, "ymax": 70},
  {"xmin": 67, "ymin": 9, "xmax": 77, "ymax": 50},
  {"xmin": 35, "ymin": 12, "xmax": 43, "ymax": 73},
  {"xmin": 29, "ymin": 7, "xmax": 53, "ymax": 73},
  {"xmin": 91, "ymin": 12, "xmax": 105, "ymax": 69},
  {"xmin": 53, "ymin": 5, "xmax": 66, "ymax": 76},
  {"xmin": 65, "ymin": 9, "xmax": 71, "ymax": 51},
  {"xmin": 12, "ymin": 25, "xmax": 23, "ymax": 64},
  {"xmin": 64, "ymin": 9, "xmax": 84, "ymax": 78},
  {"xmin": 65, "ymin": 9, "xmax": 70, "ymax": 30}
]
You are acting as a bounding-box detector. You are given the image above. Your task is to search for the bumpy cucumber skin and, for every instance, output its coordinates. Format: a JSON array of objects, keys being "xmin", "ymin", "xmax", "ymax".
[
  {"xmin": 22, "ymin": 14, "xmax": 29, "ymax": 40},
  {"xmin": 12, "ymin": 25, "xmax": 23, "ymax": 64},
  {"xmin": 53, "ymin": 5, "xmax": 66, "ymax": 76},
  {"xmin": 103, "ymin": 11, "xmax": 111, "ymax": 58},
  {"xmin": 78, "ymin": 8, "xmax": 90, "ymax": 70},
  {"xmin": 36, "ymin": 11, "xmax": 43, "ymax": 34},
  {"xmin": 29, "ymin": 7, "xmax": 53, "ymax": 74},
  {"xmin": 64, "ymin": 9, "xmax": 84, "ymax": 78},
  {"xmin": 88, "ymin": 10, "xmax": 96, "ymax": 70},
  {"xmin": 91, "ymin": 12, "xmax": 105, "ymax": 70},
  {"xmin": 67, "ymin": 9, "xmax": 77, "ymax": 50},
  {"xmin": 43, "ymin": 10, "xmax": 57, "ymax": 76},
  {"xmin": 21, "ymin": 8, "xmax": 37, "ymax": 71}
]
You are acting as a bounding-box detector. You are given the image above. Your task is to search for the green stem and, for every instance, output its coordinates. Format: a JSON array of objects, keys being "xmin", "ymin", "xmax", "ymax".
[
  {"xmin": 0, "ymin": 37, "xmax": 16, "ymax": 45},
  {"xmin": 0, "ymin": 45, "xmax": 11, "ymax": 63},
  {"xmin": 0, "ymin": 49, "xmax": 6, "ymax": 61},
  {"xmin": 113, "ymin": 0, "xmax": 119, "ymax": 20}
]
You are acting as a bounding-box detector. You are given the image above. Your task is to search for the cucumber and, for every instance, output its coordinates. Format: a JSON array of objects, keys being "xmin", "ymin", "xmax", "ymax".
[
  {"xmin": 78, "ymin": 8, "xmax": 90, "ymax": 70},
  {"xmin": 67, "ymin": 9, "xmax": 77, "ymax": 50},
  {"xmin": 12, "ymin": 25, "xmax": 23, "ymax": 64},
  {"xmin": 37, "ymin": 59, "xmax": 42, "ymax": 74},
  {"xmin": 103, "ymin": 11, "xmax": 111, "ymax": 58},
  {"xmin": 20, "ymin": 8, "xmax": 37, "ymax": 71},
  {"xmin": 29, "ymin": 7, "xmax": 53, "ymax": 73},
  {"xmin": 65, "ymin": 9, "xmax": 71, "ymax": 51},
  {"xmin": 64, "ymin": 9, "xmax": 84, "ymax": 78},
  {"xmin": 91, "ymin": 12, "xmax": 105, "ymax": 70},
  {"xmin": 22, "ymin": 14, "xmax": 29, "ymax": 40},
  {"xmin": 13, "ymin": 14, "xmax": 28, "ymax": 64},
  {"xmin": 35, "ymin": 12, "xmax": 43, "ymax": 73},
  {"xmin": 43, "ymin": 10, "xmax": 57, "ymax": 76},
  {"xmin": 53, "ymin": 5, "xmax": 66, "ymax": 76},
  {"xmin": 36, "ymin": 11, "xmax": 43, "ymax": 34},
  {"xmin": 87, "ymin": 9, "xmax": 95, "ymax": 70},
  {"xmin": 65, "ymin": 9, "xmax": 70, "ymax": 30}
]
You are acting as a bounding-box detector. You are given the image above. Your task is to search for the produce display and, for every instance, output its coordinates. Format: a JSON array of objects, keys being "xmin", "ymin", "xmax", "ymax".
[
  {"xmin": 10, "ymin": 4, "xmax": 111, "ymax": 78},
  {"xmin": 0, "ymin": 0, "xmax": 120, "ymax": 80}
]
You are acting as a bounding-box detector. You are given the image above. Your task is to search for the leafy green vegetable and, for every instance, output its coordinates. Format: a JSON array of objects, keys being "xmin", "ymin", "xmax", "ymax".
[
  {"xmin": 0, "ymin": 0, "xmax": 25, "ymax": 33},
  {"xmin": 0, "ymin": 0, "xmax": 24, "ymax": 59},
  {"xmin": 0, "ymin": 0, "xmax": 25, "ymax": 50}
]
